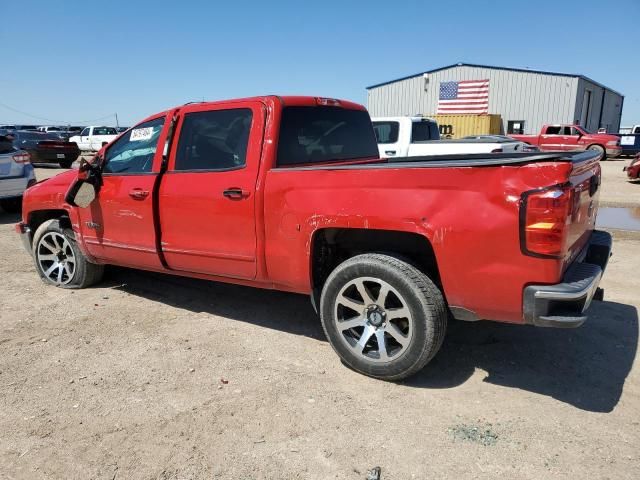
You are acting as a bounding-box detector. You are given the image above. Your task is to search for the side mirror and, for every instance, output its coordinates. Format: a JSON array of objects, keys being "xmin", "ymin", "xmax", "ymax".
[{"xmin": 65, "ymin": 180, "xmax": 96, "ymax": 208}]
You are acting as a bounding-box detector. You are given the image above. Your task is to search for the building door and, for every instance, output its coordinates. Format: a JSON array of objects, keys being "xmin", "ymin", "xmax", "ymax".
[{"xmin": 580, "ymin": 90, "xmax": 592, "ymax": 128}]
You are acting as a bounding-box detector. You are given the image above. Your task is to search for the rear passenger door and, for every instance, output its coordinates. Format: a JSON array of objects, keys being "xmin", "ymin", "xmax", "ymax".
[
  {"xmin": 540, "ymin": 126, "xmax": 563, "ymax": 150},
  {"xmin": 158, "ymin": 102, "xmax": 265, "ymax": 279}
]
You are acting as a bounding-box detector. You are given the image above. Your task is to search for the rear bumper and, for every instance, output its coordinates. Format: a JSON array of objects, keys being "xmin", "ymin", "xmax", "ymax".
[
  {"xmin": 0, "ymin": 165, "xmax": 36, "ymax": 199},
  {"xmin": 523, "ymin": 230, "xmax": 612, "ymax": 328}
]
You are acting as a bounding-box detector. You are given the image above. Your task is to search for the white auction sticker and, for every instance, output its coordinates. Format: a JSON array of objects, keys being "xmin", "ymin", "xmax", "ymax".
[
  {"xmin": 130, "ymin": 127, "xmax": 154, "ymax": 141},
  {"xmin": 621, "ymin": 135, "xmax": 636, "ymax": 146}
]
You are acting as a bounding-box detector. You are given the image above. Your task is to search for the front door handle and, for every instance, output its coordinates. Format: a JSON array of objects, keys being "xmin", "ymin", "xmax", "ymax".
[
  {"xmin": 385, "ymin": 150, "xmax": 397, "ymax": 156},
  {"xmin": 223, "ymin": 188, "xmax": 250, "ymax": 199},
  {"xmin": 129, "ymin": 188, "xmax": 149, "ymax": 200}
]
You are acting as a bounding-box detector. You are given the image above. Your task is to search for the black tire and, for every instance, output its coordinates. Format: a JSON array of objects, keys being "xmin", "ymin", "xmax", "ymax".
[
  {"xmin": 32, "ymin": 219, "xmax": 104, "ymax": 289},
  {"xmin": 59, "ymin": 159, "xmax": 73, "ymax": 169},
  {"xmin": 0, "ymin": 196, "xmax": 22, "ymax": 213},
  {"xmin": 320, "ymin": 253, "xmax": 447, "ymax": 381},
  {"xmin": 588, "ymin": 144, "xmax": 606, "ymax": 160}
]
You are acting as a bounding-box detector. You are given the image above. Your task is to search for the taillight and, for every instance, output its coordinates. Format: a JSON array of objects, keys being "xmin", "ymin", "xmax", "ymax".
[
  {"xmin": 521, "ymin": 186, "xmax": 573, "ymax": 258},
  {"xmin": 12, "ymin": 152, "xmax": 31, "ymax": 164}
]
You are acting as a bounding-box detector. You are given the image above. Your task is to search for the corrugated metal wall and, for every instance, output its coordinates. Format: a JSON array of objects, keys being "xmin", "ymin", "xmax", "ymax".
[
  {"xmin": 574, "ymin": 78, "xmax": 623, "ymax": 133},
  {"xmin": 368, "ymin": 65, "xmax": 589, "ymax": 134}
]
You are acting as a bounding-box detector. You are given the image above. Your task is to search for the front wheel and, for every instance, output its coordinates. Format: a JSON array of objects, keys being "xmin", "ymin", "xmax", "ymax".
[
  {"xmin": 32, "ymin": 219, "xmax": 104, "ymax": 288},
  {"xmin": 320, "ymin": 253, "xmax": 447, "ymax": 381}
]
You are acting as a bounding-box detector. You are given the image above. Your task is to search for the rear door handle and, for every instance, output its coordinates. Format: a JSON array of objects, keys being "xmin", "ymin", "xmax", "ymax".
[
  {"xmin": 223, "ymin": 188, "xmax": 250, "ymax": 199},
  {"xmin": 129, "ymin": 188, "xmax": 149, "ymax": 200},
  {"xmin": 385, "ymin": 150, "xmax": 396, "ymax": 156}
]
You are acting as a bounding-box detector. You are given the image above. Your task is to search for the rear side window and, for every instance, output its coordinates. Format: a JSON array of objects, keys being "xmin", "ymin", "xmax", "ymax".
[
  {"xmin": 277, "ymin": 107, "xmax": 378, "ymax": 166},
  {"xmin": 94, "ymin": 127, "xmax": 117, "ymax": 135},
  {"xmin": 372, "ymin": 121, "xmax": 399, "ymax": 144},
  {"xmin": 174, "ymin": 109, "xmax": 253, "ymax": 171},
  {"xmin": 546, "ymin": 126, "xmax": 562, "ymax": 135},
  {"xmin": 411, "ymin": 121, "xmax": 438, "ymax": 142}
]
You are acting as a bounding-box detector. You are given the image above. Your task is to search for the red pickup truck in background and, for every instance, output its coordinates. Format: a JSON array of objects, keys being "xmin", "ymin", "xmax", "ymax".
[
  {"xmin": 512, "ymin": 124, "xmax": 621, "ymax": 159},
  {"xmin": 15, "ymin": 96, "xmax": 612, "ymax": 380}
]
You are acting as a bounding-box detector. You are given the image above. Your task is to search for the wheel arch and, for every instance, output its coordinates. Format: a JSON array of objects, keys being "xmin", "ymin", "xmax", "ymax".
[
  {"xmin": 27, "ymin": 210, "xmax": 71, "ymax": 245},
  {"xmin": 309, "ymin": 228, "xmax": 442, "ymax": 312}
]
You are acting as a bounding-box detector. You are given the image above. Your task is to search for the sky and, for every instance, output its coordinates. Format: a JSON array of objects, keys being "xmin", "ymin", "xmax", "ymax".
[{"xmin": 1, "ymin": 0, "xmax": 639, "ymax": 127}]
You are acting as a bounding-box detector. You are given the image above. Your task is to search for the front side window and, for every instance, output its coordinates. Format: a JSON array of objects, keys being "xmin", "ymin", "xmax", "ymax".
[
  {"xmin": 103, "ymin": 117, "xmax": 165, "ymax": 174},
  {"xmin": 277, "ymin": 107, "xmax": 378, "ymax": 166},
  {"xmin": 174, "ymin": 109, "xmax": 253, "ymax": 171},
  {"xmin": 80, "ymin": 128, "xmax": 89, "ymax": 136},
  {"xmin": 372, "ymin": 121, "xmax": 399, "ymax": 144}
]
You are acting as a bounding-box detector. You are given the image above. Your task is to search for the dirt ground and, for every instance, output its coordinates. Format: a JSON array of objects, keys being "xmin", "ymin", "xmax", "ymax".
[{"xmin": 0, "ymin": 160, "xmax": 639, "ymax": 479}]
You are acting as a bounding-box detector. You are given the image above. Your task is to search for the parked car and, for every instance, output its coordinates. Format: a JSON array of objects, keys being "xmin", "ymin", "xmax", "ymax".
[
  {"xmin": 9, "ymin": 130, "xmax": 80, "ymax": 168},
  {"xmin": 511, "ymin": 125, "xmax": 621, "ymax": 159},
  {"xmin": 615, "ymin": 125, "xmax": 640, "ymax": 157},
  {"xmin": 16, "ymin": 95, "xmax": 611, "ymax": 380},
  {"xmin": 624, "ymin": 154, "xmax": 640, "ymax": 180},
  {"xmin": 68, "ymin": 126, "xmax": 119, "ymax": 151},
  {"xmin": 372, "ymin": 116, "xmax": 532, "ymax": 158},
  {"xmin": 0, "ymin": 135, "xmax": 36, "ymax": 212}
]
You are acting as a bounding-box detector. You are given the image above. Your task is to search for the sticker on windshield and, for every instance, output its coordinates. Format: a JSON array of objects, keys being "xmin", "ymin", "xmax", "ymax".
[{"xmin": 130, "ymin": 127, "xmax": 154, "ymax": 141}]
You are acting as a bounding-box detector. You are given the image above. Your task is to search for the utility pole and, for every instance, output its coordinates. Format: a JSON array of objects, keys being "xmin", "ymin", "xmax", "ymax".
[{"xmin": 115, "ymin": 113, "xmax": 119, "ymax": 128}]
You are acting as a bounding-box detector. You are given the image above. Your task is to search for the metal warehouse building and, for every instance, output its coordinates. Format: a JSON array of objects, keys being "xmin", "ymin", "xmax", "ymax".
[{"xmin": 367, "ymin": 63, "xmax": 624, "ymax": 135}]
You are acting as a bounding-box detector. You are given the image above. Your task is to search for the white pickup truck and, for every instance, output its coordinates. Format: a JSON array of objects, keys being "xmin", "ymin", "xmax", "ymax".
[
  {"xmin": 372, "ymin": 116, "xmax": 534, "ymax": 158},
  {"xmin": 69, "ymin": 126, "xmax": 119, "ymax": 152}
]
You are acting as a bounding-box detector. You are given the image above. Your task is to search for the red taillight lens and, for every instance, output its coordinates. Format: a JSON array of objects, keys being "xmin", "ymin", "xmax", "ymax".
[
  {"xmin": 12, "ymin": 152, "xmax": 31, "ymax": 164},
  {"xmin": 522, "ymin": 187, "xmax": 573, "ymax": 257}
]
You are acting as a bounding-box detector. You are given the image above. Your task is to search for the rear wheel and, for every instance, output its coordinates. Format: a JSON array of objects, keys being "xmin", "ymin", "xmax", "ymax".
[
  {"xmin": 0, "ymin": 196, "xmax": 22, "ymax": 213},
  {"xmin": 320, "ymin": 253, "xmax": 447, "ymax": 380},
  {"xmin": 588, "ymin": 144, "xmax": 606, "ymax": 160},
  {"xmin": 59, "ymin": 159, "xmax": 73, "ymax": 168},
  {"xmin": 32, "ymin": 219, "xmax": 104, "ymax": 289}
]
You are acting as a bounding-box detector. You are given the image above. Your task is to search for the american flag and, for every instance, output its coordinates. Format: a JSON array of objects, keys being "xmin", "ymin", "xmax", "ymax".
[{"xmin": 437, "ymin": 79, "xmax": 490, "ymax": 114}]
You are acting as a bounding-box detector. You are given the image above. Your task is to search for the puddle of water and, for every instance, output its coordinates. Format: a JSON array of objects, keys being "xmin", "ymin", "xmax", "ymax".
[{"xmin": 597, "ymin": 207, "xmax": 640, "ymax": 232}]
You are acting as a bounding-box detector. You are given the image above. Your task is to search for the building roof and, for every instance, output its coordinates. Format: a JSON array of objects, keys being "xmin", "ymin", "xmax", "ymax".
[{"xmin": 365, "ymin": 62, "xmax": 623, "ymax": 97}]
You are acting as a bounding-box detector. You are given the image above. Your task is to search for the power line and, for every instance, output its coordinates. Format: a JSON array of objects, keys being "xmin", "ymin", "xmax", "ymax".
[{"xmin": 0, "ymin": 101, "xmax": 117, "ymax": 124}]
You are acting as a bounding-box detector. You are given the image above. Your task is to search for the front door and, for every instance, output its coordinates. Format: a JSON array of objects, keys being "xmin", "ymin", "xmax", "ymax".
[
  {"xmin": 77, "ymin": 115, "xmax": 167, "ymax": 269},
  {"xmin": 560, "ymin": 126, "xmax": 583, "ymax": 151},
  {"xmin": 158, "ymin": 102, "xmax": 264, "ymax": 279}
]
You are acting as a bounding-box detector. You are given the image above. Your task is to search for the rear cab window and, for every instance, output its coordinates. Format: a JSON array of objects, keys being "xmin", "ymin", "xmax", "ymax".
[
  {"xmin": 372, "ymin": 121, "xmax": 399, "ymax": 144},
  {"xmin": 411, "ymin": 121, "xmax": 439, "ymax": 142},
  {"xmin": 277, "ymin": 106, "xmax": 378, "ymax": 166}
]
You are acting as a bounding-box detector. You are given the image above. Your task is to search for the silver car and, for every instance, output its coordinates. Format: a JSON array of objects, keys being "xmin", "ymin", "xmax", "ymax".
[{"xmin": 0, "ymin": 134, "xmax": 36, "ymax": 212}]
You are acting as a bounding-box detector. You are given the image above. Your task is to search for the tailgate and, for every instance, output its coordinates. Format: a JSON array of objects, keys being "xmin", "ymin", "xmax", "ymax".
[{"xmin": 563, "ymin": 151, "xmax": 601, "ymax": 270}]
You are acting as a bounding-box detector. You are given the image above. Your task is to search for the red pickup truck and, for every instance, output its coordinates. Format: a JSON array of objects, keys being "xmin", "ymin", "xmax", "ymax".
[
  {"xmin": 15, "ymin": 96, "xmax": 612, "ymax": 380},
  {"xmin": 512, "ymin": 125, "xmax": 622, "ymax": 159}
]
